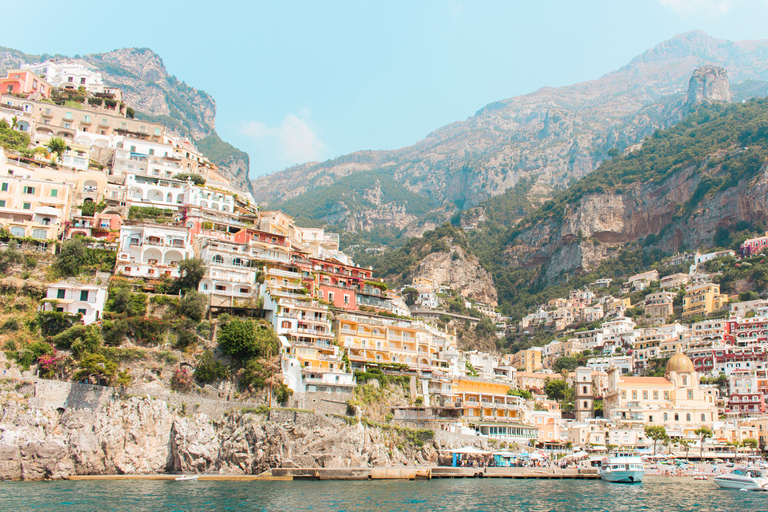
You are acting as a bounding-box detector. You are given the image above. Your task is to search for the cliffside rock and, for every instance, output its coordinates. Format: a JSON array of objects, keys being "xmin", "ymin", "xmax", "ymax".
[
  {"xmin": 412, "ymin": 243, "xmax": 497, "ymax": 305},
  {"xmin": 688, "ymin": 65, "xmax": 732, "ymax": 105}
]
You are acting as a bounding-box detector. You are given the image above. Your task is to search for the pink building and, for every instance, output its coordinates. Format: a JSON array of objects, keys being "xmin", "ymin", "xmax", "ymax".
[{"xmin": 0, "ymin": 69, "xmax": 52, "ymax": 98}]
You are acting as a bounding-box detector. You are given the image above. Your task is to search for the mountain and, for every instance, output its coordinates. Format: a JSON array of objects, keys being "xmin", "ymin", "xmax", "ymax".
[
  {"xmin": 253, "ymin": 31, "xmax": 768, "ymax": 237},
  {"xmin": 0, "ymin": 46, "xmax": 252, "ymax": 194}
]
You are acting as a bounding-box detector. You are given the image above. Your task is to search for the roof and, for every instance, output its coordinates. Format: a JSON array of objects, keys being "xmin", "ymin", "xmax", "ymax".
[{"xmin": 620, "ymin": 377, "xmax": 671, "ymax": 385}]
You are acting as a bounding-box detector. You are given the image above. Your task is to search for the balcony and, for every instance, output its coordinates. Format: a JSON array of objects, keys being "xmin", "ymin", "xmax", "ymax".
[{"xmin": 41, "ymin": 110, "xmax": 53, "ymax": 118}]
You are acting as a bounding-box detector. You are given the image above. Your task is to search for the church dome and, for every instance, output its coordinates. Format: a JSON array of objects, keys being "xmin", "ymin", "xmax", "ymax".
[{"xmin": 666, "ymin": 352, "xmax": 695, "ymax": 373}]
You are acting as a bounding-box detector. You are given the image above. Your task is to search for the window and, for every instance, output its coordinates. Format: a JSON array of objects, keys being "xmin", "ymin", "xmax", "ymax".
[
  {"xmin": 215, "ymin": 285, "xmax": 226, "ymax": 291},
  {"xmin": 632, "ymin": 391, "xmax": 637, "ymax": 400},
  {"xmin": 23, "ymin": 186, "xmax": 35, "ymax": 194},
  {"xmin": 344, "ymin": 294, "xmax": 350, "ymax": 305},
  {"xmin": 56, "ymin": 289, "xmax": 65, "ymax": 299},
  {"xmin": 0, "ymin": 200, "xmax": 5, "ymax": 207},
  {"xmin": 102, "ymin": 118, "xmax": 108, "ymax": 125},
  {"xmin": 154, "ymin": 128, "xmax": 161, "ymax": 136},
  {"xmin": 674, "ymin": 413, "xmax": 679, "ymax": 421},
  {"xmin": 84, "ymin": 115, "xmax": 91, "ymax": 123},
  {"xmin": 688, "ymin": 389, "xmax": 693, "ymax": 400},
  {"xmin": 663, "ymin": 413, "xmax": 668, "ymax": 421},
  {"xmin": 149, "ymin": 149, "xmax": 154, "ymax": 156},
  {"xmin": 80, "ymin": 290, "xmax": 89, "ymax": 301},
  {"xmin": 664, "ymin": 391, "xmax": 670, "ymax": 400},
  {"xmin": 130, "ymin": 145, "xmax": 136, "ymax": 153},
  {"xmin": 643, "ymin": 391, "xmax": 648, "ymax": 399},
  {"xmin": 212, "ymin": 255, "xmax": 224, "ymax": 264},
  {"xmin": 80, "ymin": 77, "xmax": 86, "ymax": 85},
  {"xmin": 649, "ymin": 415, "xmax": 653, "ymax": 423},
  {"xmin": 50, "ymin": 189, "xmax": 58, "ymax": 197},
  {"xmin": 41, "ymin": 218, "xmax": 50, "ymax": 225},
  {"xmin": 621, "ymin": 391, "xmax": 626, "ymax": 399},
  {"xmin": 328, "ymin": 292, "xmax": 334, "ymax": 302},
  {"xmin": 653, "ymin": 391, "xmax": 658, "ymax": 400},
  {"xmin": 682, "ymin": 376, "xmax": 688, "ymax": 386},
  {"xmin": 32, "ymin": 229, "xmax": 46, "ymax": 239},
  {"xmin": 686, "ymin": 413, "xmax": 691, "ymax": 422},
  {"xmin": 1, "ymin": 183, "xmax": 7, "ymax": 191},
  {"xmin": 78, "ymin": 308, "xmax": 87, "ymax": 316}
]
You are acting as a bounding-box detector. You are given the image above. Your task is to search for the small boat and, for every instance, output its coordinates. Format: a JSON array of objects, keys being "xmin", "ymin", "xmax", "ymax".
[
  {"xmin": 714, "ymin": 467, "xmax": 768, "ymax": 490},
  {"xmin": 600, "ymin": 455, "xmax": 645, "ymax": 483},
  {"xmin": 175, "ymin": 474, "xmax": 199, "ymax": 481},
  {"xmin": 694, "ymin": 475, "xmax": 708, "ymax": 480}
]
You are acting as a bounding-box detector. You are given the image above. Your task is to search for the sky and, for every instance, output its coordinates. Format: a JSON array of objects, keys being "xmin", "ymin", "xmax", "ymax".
[{"xmin": 3, "ymin": 0, "xmax": 768, "ymax": 178}]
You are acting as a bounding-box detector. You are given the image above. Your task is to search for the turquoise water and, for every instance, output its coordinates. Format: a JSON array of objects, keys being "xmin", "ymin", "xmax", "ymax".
[{"xmin": 0, "ymin": 476, "xmax": 764, "ymax": 511}]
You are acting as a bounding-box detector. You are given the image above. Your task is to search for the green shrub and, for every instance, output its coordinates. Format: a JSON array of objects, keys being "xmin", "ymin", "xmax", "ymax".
[
  {"xmin": 218, "ymin": 319, "xmax": 279, "ymax": 360},
  {"xmin": 178, "ymin": 290, "xmax": 206, "ymax": 321},
  {"xmin": 194, "ymin": 350, "xmax": 230, "ymax": 383}
]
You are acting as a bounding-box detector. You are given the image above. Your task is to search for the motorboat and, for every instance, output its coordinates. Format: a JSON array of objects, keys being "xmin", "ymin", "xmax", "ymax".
[
  {"xmin": 714, "ymin": 467, "xmax": 768, "ymax": 490},
  {"xmin": 600, "ymin": 455, "xmax": 645, "ymax": 483},
  {"xmin": 175, "ymin": 474, "xmax": 199, "ymax": 481}
]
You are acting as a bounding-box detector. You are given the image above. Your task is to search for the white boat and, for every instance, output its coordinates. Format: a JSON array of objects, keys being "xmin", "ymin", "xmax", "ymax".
[
  {"xmin": 714, "ymin": 468, "xmax": 768, "ymax": 490},
  {"xmin": 600, "ymin": 455, "xmax": 645, "ymax": 483},
  {"xmin": 175, "ymin": 474, "xmax": 199, "ymax": 481}
]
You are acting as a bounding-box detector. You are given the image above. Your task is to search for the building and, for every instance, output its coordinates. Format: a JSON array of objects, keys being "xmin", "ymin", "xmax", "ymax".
[
  {"xmin": 0, "ymin": 171, "xmax": 76, "ymax": 244},
  {"xmin": 573, "ymin": 367, "xmax": 595, "ymax": 421},
  {"xmin": 604, "ymin": 352, "xmax": 719, "ymax": 438},
  {"xmin": 23, "ymin": 59, "xmax": 105, "ymax": 93},
  {"xmin": 511, "ymin": 348, "xmax": 542, "ymax": 373},
  {"xmin": 0, "ymin": 69, "xmax": 51, "ymax": 98},
  {"xmin": 727, "ymin": 370, "xmax": 765, "ymax": 416},
  {"xmin": 587, "ymin": 355, "xmax": 633, "ymax": 374},
  {"xmin": 730, "ymin": 300, "xmax": 768, "ymax": 319},
  {"xmin": 660, "ymin": 273, "xmax": 690, "ymax": 290},
  {"xmin": 682, "ymin": 283, "xmax": 726, "ymax": 320},
  {"xmin": 194, "ymin": 236, "xmax": 261, "ymax": 304},
  {"xmin": 741, "ymin": 233, "xmax": 768, "ymax": 257},
  {"xmin": 644, "ymin": 291, "xmax": 675, "ymax": 322},
  {"xmin": 40, "ymin": 282, "xmax": 108, "ymax": 324},
  {"xmin": 115, "ymin": 222, "xmax": 192, "ymax": 279}
]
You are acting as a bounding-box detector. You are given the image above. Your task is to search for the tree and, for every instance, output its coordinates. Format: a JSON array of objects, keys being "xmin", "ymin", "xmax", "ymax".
[
  {"xmin": 178, "ymin": 290, "xmax": 206, "ymax": 321},
  {"xmin": 507, "ymin": 388, "xmax": 533, "ymax": 400},
  {"xmin": 173, "ymin": 172, "xmax": 206, "ymax": 186},
  {"xmin": 401, "ymin": 287, "xmax": 419, "ymax": 307},
  {"xmin": 544, "ymin": 379, "xmax": 569, "ymax": 402},
  {"xmin": 218, "ymin": 319, "xmax": 279, "ymax": 360},
  {"xmin": 56, "ymin": 238, "xmax": 88, "ymax": 277},
  {"xmin": 644, "ymin": 425, "xmax": 668, "ymax": 456},
  {"xmin": 678, "ymin": 437, "xmax": 692, "ymax": 459},
  {"xmin": 194, "ymin": 350, "xmax": 230, "ymax": 383},
  {"xmin": 74, "ymin": 353, "xmax": 117, "ymax": 384},
  {"xmin": 694, "ymin": 426, "xmax": 713, "ymax": 459},
  {"xmin": 177, "ymin": 258, "xmax": 206, "ymax": 292},
  {"xmin": 46, "ymin": 137, "xmax": 67, "ymax": 162},
  {"xmin": 553, "ymin": 356, "xmax": 578, "ymax": 373},
  {"xmin": 743, "ymin": 438, "xmax": 758, "ymax": 453}
]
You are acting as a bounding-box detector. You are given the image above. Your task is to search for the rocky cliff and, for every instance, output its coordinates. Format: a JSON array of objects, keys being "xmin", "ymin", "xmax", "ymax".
[
  {"xmin": 0, "ymin": 47, "xmax": 252, "ymax": 194},
  {"xmin": 254, "ymin": 31, "xmax": 768, "ymax": 235},
  {"xmin": 412, "ymin": 244, "xmax": 498, "ymax": 306},
  {"xmin": 0, "ymin": 380, "xmax": 482, "ymax": 480},
  {"xmin": 688, "ymin": 65, "xmax": 732, "ymax": 105}
]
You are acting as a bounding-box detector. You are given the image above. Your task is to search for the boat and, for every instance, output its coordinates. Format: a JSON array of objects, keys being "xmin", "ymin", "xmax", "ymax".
[
  {"xmin": 714, "ymin": 467, "xmax": 768, "ymax": 490},
  {"xmin": 599, "ymin": 455, "xmax": 645, "ymax": 483},
  {"xmin": 175, "ymin": 474, "xmax": 199, "ymax": 481}
]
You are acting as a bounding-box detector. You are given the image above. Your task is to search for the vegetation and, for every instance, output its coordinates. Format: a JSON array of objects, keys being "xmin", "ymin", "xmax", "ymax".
[
  {"xmin": 217, "ymin": 318, "xmax": 279, "ymax": 360},
  {"xmin": 0, "ymin": 119, "xmax": 30, "ymax": 151},
  {"xmin": 177, "ymin": 258, "xmax": 206, "ymax": 292},
  {"xmin": 173, "ymin": 172, "xmax": 206, "ymax": 186},
  {"xmin": 645, "ymin": 425, "xmax": 669, "ymax": 456},
  {"xmin": 54, "ymin": 238, "xmax": 116, "ymax": 276}
]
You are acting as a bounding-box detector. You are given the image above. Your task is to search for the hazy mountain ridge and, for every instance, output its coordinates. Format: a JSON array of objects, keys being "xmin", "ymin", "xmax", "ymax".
[
  {"xmin": 0, "ymin": 46, "xmax": 252, "ymax": 194},
  {"xmin": 255, "ymin": 31, "xmax": 768, "ymax": 235}
]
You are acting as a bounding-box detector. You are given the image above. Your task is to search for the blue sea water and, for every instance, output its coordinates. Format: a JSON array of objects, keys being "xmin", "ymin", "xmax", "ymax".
[{"xmin": 0, "ymin": 476, "xmax": 765, "ymax": 512}]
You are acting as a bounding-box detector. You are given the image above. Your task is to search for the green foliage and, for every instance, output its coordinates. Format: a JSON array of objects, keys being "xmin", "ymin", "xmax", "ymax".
[
  {"xmin": 194, "ymin": 131, "xmax": 249, "ymax": 167},
  {"xmin": 552, "ymin": 356, "xmax": 578, "ymax": 373},
  {"xmin": 173, "ymin": 172, "xmax": 206, "ymax": 186},
  {"xmin": 70, "ymin": 327, "xmax": 103, "ymax": 358},
  {"xmin": 46, "ymin": 137, "xmax": 67, "ymax": 160},
  {"xmin": 55, "ymin": 239, "xmax": 116, "ymax": 276},
  {"xmin": 544, "ymin": 379, "xmax": 569, "ymax": 401},
  {"xmin": 128, "ymin": 206, "xmax": 176, "ymax": 221},
  {"xmin": 171, "ymin": 368, "xmax": 194, "ymax": 392},
  {"xmin": 645, "ymin": 424, "xmax": 669, "ymax": 455},
  {"xmin": 177, "ymin": 258, "xmax": 206, "ymax": 292},
  {"xmin": 50, "ymin": 324, "xmax": 89, "ymax": 348},
  {"xmin": 174, "ymin": 318, "xmax": 198, "ymax": 347},
  {"xmin": 353, "ymin": 368, "xmax": 411, "ymax": 391},
  {"xmin": 37, "ymin": 311, "xmax": 78, "ymax": 337},
  {"xmin": 106, "ymin": 285, "xmax": 146, "ymax": 316},
  {"xmin": 274, "ymin": 382, "xmax": 294, "ymax": 404},
  {"xmin": 74, "ymin": 353, "xmax": 117, "ymax": 383},
  {"xmin": 101, "ymin": 319, "xmax": 129, "ymax": 346},
  {"xmin": 194, "ymin": 350, "xmax": 230, "ymax": 383},
  {"xmin": 0, "ymin": 119, "xmax": 30, "ymax": 151},
  {"xmin": 178, "ymin": 290, "xmax": 206, "ymax": 321},
  {"xmin": 0, "ymin": 246, "xmax": 24, "ymax": 274},
  {"xmin": 79, "ymin": 200, "xmax": 107, "ymax": 217},
  {"xmin": 238, "ymin": 358, "xmax": 267, "ymax": 390},
  {"xmin": 507, "ymin": 388, "xmax": 533, "ymax": 400},
  {"xmin": 217, "ymin": 319, "xmax": 279, "ymax": 360},
  {"xmin": 125, "ymin": 316, "xmax": 169, "ymax": 345}
]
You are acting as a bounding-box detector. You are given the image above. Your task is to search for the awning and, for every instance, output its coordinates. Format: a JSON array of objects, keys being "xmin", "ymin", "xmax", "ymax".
[
  {"xmin": 278, "ymin": 335, "xmax": 291, "ymax": 348},
  {"xmin": 441, "ymin": 446, "xmax": 492, "ymax": 455}
]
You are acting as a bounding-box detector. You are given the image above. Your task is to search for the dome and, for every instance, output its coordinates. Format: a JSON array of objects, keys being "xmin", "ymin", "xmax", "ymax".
[{"xmin": 666, "ymin": 352, "xmax": 695, "ymax": 373}]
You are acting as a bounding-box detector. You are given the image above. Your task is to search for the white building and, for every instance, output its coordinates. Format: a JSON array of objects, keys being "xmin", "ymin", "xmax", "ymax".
[
  {"xmin": 23, "ymin": 59, "xmax": 106, "ymax": 93},
  {"xmin": 125, "ymin": 174, "xmax": 187, "ymax": 209},
  {"xmin": 195, "ymin": 237, "xmax": 260, "ymax": 301},
  {"xmin": 115, "ymin": 223, "xmax": 192, "ymax": 279},
  {"xmin": 40, "ymin": 282, "xmax": 108, "ymax": 325},
  {"xmin": 587, "ymin": 355, "xmax": 634, "ymax": 374}
]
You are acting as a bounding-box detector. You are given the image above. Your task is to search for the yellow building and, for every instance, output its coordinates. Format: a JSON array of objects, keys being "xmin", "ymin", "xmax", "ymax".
[
  {"xmin": 682, "ymin": 283, "xmax": 726, "ymax": 319},
  {"xmin": 604, "ymin": 352, "xmax": 718, "ymax": 438},
  {"xmin": 511, "ymin": 348, "xmax": 542, "ymax": 373}
]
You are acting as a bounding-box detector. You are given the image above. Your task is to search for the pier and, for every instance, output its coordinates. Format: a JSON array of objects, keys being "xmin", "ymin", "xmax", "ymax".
[{"xmin": 66, "ymin": 467, "xmax": 600, "ymax": 481}]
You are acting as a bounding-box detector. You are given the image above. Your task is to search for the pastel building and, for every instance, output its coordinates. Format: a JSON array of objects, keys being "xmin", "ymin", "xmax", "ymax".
[
  {"xmin": 0, "ymin": 70, "xmax": 51, "ymax": 98},
  {"xmin": 41, "ymin": 282, "xmax": 108, "ymax": 324},
  {"xmin": 23, "ymin": 60, "xmax": 105, "ymax": 93},
  {"xmin": 115, "ymin": 223, "xmax": 192, "ymax": 279},
  {"xmin": 0, "ymin": 171, "xmax": 75, "ymax": 243}
]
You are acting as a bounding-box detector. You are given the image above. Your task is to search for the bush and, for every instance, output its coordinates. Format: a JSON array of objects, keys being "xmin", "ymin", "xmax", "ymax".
[
  {"xmin": 37, "ymin": 311, "xmax": 79, "ymax": 337},
  {"xmin": 175, "ymin": 318, "xmax": 198, "ymax": 347},
  {"xmin": 194, "ymin": 350, "xmax": 230, "ymax": 383},
  {"xmin": 55, "ymin": 238, "xmax": 87, "ymax": 277},
  {"xmin": 1, "ymin": 318, "xmax": 21, "ymax": 332},
  {"xmin": 101, "ymin": 319, "xmax": 129, "ymax": 346},
  {"xmin": 125, "ymin": 316, "xmax": 170, "ymax": 345},
  {"xmin": 173, "ymin": 172, "xmax": 206, "ymax": 186},
  {"xmin": 274, "ymin": 382, "xmax": 293, "ymax": 404},
  {"xmin": 171, "ymin": 368, "xmax": 194, "ymax": 392},
  {"xmin": 50, "ymin": 324, "xmax": 89, "ymax": 348},
  {"xmin": 74, "ymin": 353, "xmax": 117, "ymax": 383},
  {"xmin": 178, "ymin": 290, "xmax": 206, "ymax": 321},
  {"xmin": 218, "ymin": 319, "xmax": 279, "ymax": 360},
  {"xmin": 196, "ymin": 321, "xmax": 211, "ymax": 338},
  {"xmin": 70, "ymin": 328, "xmax": 103, "ymax": 358},
  {"xmin": 238, "ymin": 358, "xmax": 267, "ymax": 390}
]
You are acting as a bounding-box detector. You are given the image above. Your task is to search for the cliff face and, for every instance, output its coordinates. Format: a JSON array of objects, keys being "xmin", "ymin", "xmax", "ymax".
[
  {"xmin": 254, "ymin": 31, "xmax": 768, "ymax": 234},
  {"xmin": 0, "ymin": 47, "xmax": 252, "ymax": 195},
  {"xmin": 688, "ymin": 65, "xmax": 732, "ymax": 105},
  {"xmin": 412, "ymin": 244, "xmax": 498, "ymax": 306},
  {"xmin": 0, "ymin": 382, "xmax": 483, "ymax": 480}
]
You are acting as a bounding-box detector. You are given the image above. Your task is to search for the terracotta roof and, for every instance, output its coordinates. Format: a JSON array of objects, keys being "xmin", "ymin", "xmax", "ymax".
[{"xmin": 620, "ymin": 377, "xmax": 671, "ymax": 385}]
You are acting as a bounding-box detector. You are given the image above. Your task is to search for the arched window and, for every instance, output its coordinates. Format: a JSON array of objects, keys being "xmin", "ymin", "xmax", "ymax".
[
  {"xmin": 674, "ymin": 413, "xmax": 679, "ymax": 421},
  {"xmin": 682, "ymin": 376, "xmax": 688, "ymax": 386},
  {"xmin": 212, "ymin": 254, "xmax": 223, "ymax": 264},
  {"xmin": 233, "ymin": 258, "xmax": 242, "ymax": 266},
  {"xmin": 663, "ymin": 413, "xmax": 668, "ymax": 421},
  {"xmin": 42, "ymin": 218, "xmax": 51, "ymax": 225},
  {"xmin": 686, "ymin": 413, "xmax": 691, "ymax": 422},
  {"xmin": 701, "ymin": 413, "xmax": 706, "ymax": 421}
]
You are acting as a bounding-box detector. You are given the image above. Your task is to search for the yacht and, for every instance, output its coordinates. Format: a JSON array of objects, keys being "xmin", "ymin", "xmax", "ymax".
[
  {"xmin": 714, "ymin": 467, "xmax": 768, "ymax": 490},
  {"xmin": 599, "ymin": 455, "xmax": 645, "ymax": 483}
]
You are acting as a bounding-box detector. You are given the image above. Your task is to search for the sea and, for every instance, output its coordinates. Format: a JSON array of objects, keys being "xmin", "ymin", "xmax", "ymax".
[{"xmin": 0, "ymin": 476, "xmax": 764, "ymax": 512}]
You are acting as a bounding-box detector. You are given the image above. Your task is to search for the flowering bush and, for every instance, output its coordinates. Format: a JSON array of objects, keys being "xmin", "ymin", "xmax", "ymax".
[{"xmin": 171, "ymin": 368, "xmax": 194, "ymax": 392}]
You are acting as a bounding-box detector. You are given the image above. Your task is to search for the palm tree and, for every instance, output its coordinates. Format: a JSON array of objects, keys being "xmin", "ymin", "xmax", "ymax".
[{"xmin": 694, "ymin": 426, "xmax": 713, "ymax": 460}]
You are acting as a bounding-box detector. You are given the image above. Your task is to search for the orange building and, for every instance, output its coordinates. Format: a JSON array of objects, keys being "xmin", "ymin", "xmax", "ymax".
[{"xmin": 0, "ymin": 69, "xmax": 52, "ymax": 98}]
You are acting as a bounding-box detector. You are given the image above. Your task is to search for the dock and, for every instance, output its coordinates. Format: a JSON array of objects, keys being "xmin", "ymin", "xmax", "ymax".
[{"xmin": 66, "ymin": 467, "xmax": 599, "ymax": 481}]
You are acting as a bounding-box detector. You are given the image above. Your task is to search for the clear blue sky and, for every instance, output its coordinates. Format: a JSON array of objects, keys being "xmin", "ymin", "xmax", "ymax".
[{"xmin": 3, "ymin": 1, "xmax": 768, "ymax": 178}]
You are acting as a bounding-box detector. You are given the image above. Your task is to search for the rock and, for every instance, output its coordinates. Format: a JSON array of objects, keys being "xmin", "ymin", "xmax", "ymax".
[{"xmin": 687, "ymin": 65, "xmax": 731, "ymax": 105}]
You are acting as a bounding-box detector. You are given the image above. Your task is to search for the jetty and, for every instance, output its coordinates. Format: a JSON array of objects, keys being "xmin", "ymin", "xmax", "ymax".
[{"xmin": 66, "ymin": 466, "xmax": 600, "ymax": 481}]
